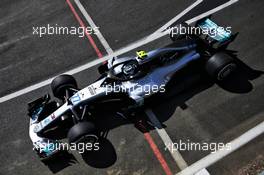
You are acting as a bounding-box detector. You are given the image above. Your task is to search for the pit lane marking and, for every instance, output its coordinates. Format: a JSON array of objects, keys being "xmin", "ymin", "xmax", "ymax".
[
  {"xmin": 186, "ymin": 0, "xmax": 239, "ymax": 24},
  {"xmin": 74, "ymin": 0, "xmax": 114, "ymax": 55},
  {"xmin": 66, "ymin": 0, "xmax": 103, "ymax": 58},
  {"xmin": 145, "ymin": 109, "xmax": 188, "ymax": 170},
  {"xmin": 154, "ymin": 0, "xmax": 203, "ymax": 33},
  {"xmin": 176, "ymin": 120, "xmax": 264, "ymax": 175}
]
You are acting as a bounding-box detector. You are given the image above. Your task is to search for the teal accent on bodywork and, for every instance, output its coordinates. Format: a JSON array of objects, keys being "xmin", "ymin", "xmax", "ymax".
[
  {"xmin": 259, "ymin": 171, "xmax": 264, "ymax": 175},
  {"xmin": 42, "ymin": 142, "xmax": 58, "ymax": 156},
  {"xmin": 198, "ymin": 18, "xmax": 231, "ymax": 42},
  {"xmin": 70, "ymin": 93, "xmax": 81, "ymax": 105},
  {"xmin": 31, "ymin": 107, "xmax": 44, "ymax": 121}
]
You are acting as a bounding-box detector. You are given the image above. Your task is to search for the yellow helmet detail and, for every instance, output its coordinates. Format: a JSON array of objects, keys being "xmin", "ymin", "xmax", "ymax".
[{"xmin": 136, "ymin": 50, "xmax": 148, "ymax": 59}]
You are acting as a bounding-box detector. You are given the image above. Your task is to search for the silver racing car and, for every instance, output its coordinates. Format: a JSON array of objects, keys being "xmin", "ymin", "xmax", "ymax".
[{"xmin": 28, "ymin": 18, "xmax": 237, "ymax": 161}]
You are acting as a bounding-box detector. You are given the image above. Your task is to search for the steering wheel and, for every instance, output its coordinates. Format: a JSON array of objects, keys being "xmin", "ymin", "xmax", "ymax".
[{"xmin": 108, "ymin": 60, "xmax": 144, "ymax": 81}]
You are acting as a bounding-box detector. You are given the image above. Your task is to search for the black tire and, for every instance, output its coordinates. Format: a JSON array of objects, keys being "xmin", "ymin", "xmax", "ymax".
[
  {"xmin": 51, "ymin": 74, "xmax": 77, "ymax": 99},
  {"xmin": 67, "ymin": 122, "xmax": 98, "ymax": 144},
  {"xmin": 205, "ymin": 52, "xmax": 237, "ymax": 81},
  {"xmin": 98, "ymin": 63, "xmax": 108, "ymax": 74},
  {"xmin": 170, "ymin": 23, "xmax": 190, "ymax": 41}
]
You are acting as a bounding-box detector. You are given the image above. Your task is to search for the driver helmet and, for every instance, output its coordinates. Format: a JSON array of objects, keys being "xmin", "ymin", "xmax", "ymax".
[{"xmin": 136, "ymin": 50, "xmax": 148, "ymax": 59}]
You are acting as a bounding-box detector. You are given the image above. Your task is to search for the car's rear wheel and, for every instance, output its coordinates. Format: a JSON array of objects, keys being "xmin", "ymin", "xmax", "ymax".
[
  {"xmin": 205, "ymin": 52, "xmax": 237, "ymax": 81},
  {"xmin": 51, "ymin": 74, "xmax": 78, "ymax": 100},
  {"xmin": 67, "ymin": 122, "xmax": 98, "ymax": 145}
]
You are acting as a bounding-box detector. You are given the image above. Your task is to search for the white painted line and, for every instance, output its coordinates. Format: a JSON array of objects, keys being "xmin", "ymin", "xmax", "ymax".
[
  {"xmin": 0, "ymin": 0, "xmax": 239, "ymax": 103},
  {"xmin": 0, "ymin": 56, "xmax": 111, "ymax": 103},
  {"xmin": 0, "ymin": 35, "xmax": 29, "ymax": 49},
  {"xmin": 154, "ymin": 0, "xmax": 203, "ymax": 33},
  {"xmin": 194, "ymin": 168, "xmax": 210, "ymax": 175},
  {"xmin": 145, "ymin": 109, "xmax": 211, "ymax": 174},
  {"xmin": 186, "ymin": 0, "xmax": 239, "ymax": 24},
  {"xmin": 145, "ymin": 109, "xmax": 188, "ymax": 170},
  {"xmin": 74, "ymin": 0, "xmax": 114, "ymax": 55},
  {"xmin": 176, "ymin": 120, "xmax": 264, "ymax": 175}
]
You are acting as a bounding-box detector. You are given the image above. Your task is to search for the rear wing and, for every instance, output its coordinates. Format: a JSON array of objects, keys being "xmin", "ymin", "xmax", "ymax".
[{"xmin": 195, "ymin": 17, "xmax": 238, "ymax": 49}]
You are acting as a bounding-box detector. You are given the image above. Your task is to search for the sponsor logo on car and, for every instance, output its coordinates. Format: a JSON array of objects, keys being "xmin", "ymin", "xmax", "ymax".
[
  {"xmin": 44, "ymin": 118, "xmax": 50, "ymax": 125},
  {"xmin": 51, "ymin": 113, "xmax": 56, "ymax": 120},
  {"xmin": 71, "ymin": 93, "xmax": 81, "ymax": 104}
]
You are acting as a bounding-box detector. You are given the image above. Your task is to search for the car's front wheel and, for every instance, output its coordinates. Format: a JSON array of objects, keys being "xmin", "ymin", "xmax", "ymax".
[
  {"xmin": 67, "ymin": 122, "xmax": 98, "ymax": 145},
  {"xmin": 51, "ymin": 74, "xmax": 78, "ymax": 100}
]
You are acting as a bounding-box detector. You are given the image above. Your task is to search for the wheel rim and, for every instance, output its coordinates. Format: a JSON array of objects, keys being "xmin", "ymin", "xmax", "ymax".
[
  {"xmin": 75, "ymin": 134, "xmax": 98, "ymax": 144},
  {"xmin": 217, "ymin": 63, "xmax": 236, "ymax": 80}
]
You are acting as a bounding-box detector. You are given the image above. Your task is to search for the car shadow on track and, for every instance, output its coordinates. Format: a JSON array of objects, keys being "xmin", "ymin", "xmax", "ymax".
[
  {"xmin": 43, "ymin": 151, "xmax": 78, "ymax": 174},
  {"xmin": 42, "ymin": 130, "xmax": 117, "ymax": 172},
  {"xmin": 217, "ymin": 53, "xmax": 264, "ymax": 93},
  {"xmin": 147, "ymin": 54, "xmax": 264, "ymax": 123},
  {"xmin": 80, "ymin": 137, "xmax": 117, "ymax": 168}
]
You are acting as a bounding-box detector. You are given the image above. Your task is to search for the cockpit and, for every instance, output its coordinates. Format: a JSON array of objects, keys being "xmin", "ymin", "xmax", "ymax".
[{"xmin": 107, "ymin": 56, "xmax": 143, "ymax": 81}]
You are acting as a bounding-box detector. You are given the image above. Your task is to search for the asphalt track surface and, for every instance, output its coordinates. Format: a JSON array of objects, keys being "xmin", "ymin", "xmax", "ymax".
[{"xmin": 0, "ymin": 0, "xmax": 264, "ymax": 175}]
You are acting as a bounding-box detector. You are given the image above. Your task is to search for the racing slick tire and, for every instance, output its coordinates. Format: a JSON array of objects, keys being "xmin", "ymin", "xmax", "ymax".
[
  {"xmin": 51, "ymin": 74, "xmax": 78, "ymax": 99},
  {"xmin": 205, "ymin": 52, "xmax": 237, "ymax": 81},
  {"xmin": 98, "ymin": 63, "xmax": 109, "ymax": 74},
  {"xmin": 67, "ymin": 122, "xmax": 98, "ymax": 144}
]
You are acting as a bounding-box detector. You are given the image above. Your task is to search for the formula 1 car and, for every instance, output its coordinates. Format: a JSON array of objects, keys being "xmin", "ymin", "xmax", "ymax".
[{"xmin": 28, "ymin": 18, "xmax": 237, "ymax": 161}]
